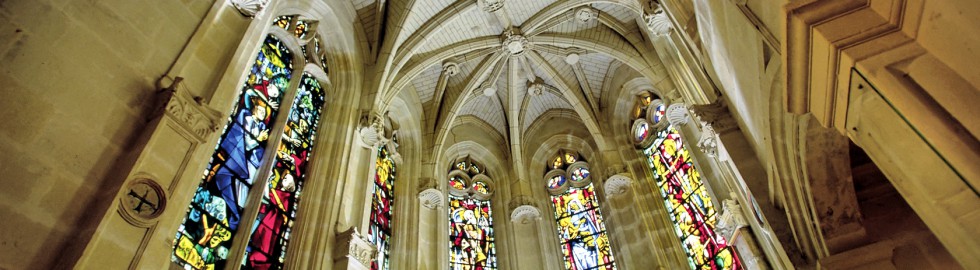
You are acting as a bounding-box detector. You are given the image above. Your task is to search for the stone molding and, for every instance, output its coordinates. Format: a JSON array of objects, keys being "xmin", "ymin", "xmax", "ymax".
[
  {"xmin": 510, "ymin": 205, "xmax": 542, "ymax": 224},
  {"xmin": 155, "ymin": 78, "xmax": 221, "ymax": 141},
  {"xmin": 230, "ymin": 0, "xmax": 270, "ymax": 18},
  {"xmin": 665, "ymin": 103, "xmax": 689, "ymax": 126},
  {"xmin": 716, "ymin": 199, "xmax": 749, "ymax": 242},
  {"xmin": 603, "ymin": 175, "xmax": 632, "ymax": 198},
  {"xmin": 334, "ymin": 228, "xmax": 377, "ymax": 268},
  {"xmin": 418, "ymin": 188, "xmax": 444, "ymax": 210}
]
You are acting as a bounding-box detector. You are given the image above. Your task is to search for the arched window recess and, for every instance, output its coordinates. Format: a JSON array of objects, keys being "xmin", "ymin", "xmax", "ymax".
[
  {"xmin": 544, "ymin": 150, "xmax": 618, "ymax": 270},
  {"xmin": 629, "ymin": 93, "xmax": 743, "ymax": 270},
  {"xmin": 447, "ymin": 156, "xmax": 499, "ymax": 269},
  {"xmin": 170, "ymin": 13, "xmax": 333, "ymax": 270}
]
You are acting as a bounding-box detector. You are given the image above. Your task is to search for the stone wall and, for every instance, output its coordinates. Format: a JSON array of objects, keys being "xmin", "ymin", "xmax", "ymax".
[{"xmin": 0, "ymin": 0, "xmax": 219, "ymax": 269}]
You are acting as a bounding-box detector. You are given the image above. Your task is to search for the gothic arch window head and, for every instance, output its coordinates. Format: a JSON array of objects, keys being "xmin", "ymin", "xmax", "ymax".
[
  {"xmin": 631, "ymin": 97, "xmax": 742, "ymax": 269},
  {"xmin": 447, "ymin": 157, "xmax": 498, "ymax": 269},
  {"xmin": 544, "ymin": 150, "xmax": 617, "ymax": 270},
  {"xmin": 171, "ymin": 14, "xmax": 332, "ymax": 270}
]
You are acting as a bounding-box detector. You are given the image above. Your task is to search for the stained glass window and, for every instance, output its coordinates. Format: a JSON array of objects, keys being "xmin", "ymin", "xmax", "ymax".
[
  {"xmin": 242, "ymin": 74, "xmax": 326, "ymax": 268},
  {"xmin": 449, "ymin": 197, "xmax": 497, "ymax": 269},
  {"xmin": 368, "ymin": 146, "xmax": 396, "ymax": 270},
  {"xmin": 551, "ymin": 184, "xmax": 616, "ymax": 270},
  {"xmin": 448, "ymin": 159, "xmax": 497, "ymax": 270},
  {"xmin": 172, "ymin": 35, "xmax": 293, "ymax": 270},
  {"xmin": 546, "ymin": 151, "xmax": 616, "ymax": 270},
  {"xmin": 642, "ymin": 126, "xmax": 741, "ymax": 270}
]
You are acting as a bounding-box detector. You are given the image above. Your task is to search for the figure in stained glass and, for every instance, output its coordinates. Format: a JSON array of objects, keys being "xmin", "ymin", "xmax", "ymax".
[
  {"xmin": 173, "ymin": 35, "xmax": 292, "ymax": 270},
  {"xmin": 244, "ymin": 74, "xmax": 326, "ymax": 269},
  {"xmin": 643, "ymin": 126, "xmax": 741, "ymax": 270}
]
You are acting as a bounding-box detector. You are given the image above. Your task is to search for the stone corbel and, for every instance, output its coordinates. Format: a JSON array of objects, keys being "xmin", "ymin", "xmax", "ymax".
[
  {"xmin": 155, "ymin": 77, "xmax": 221, "ymax": 142},
  {"xmin": 334, "ymin": 228, "xmax": 378, "ymax": 269},
  {"xmin": 665, "ymin": 103, "xmax": 690, "ymax": 126},
  {"xmin": 603, "ymin": 175, "xmax": 633, "ymax": 198},
  {"xmin": 230, "ymin": 0, "xmax": 271, "ymax": 18},
  {"xmin": 510, "ymin": 205, "xmax": 542, "ymax": 224},
  {"xmin": 418, "ymin": 188, "xmax": 444, "ymax": 210},
  {"xmin": 357, "ymin": 112, "xmax": 385, "ymax": 148},
  {"xmin": 697, "ymin": 124, "xmax": 719, "ymax": 158},
  {"xmin": 716, "ymin": 199, "xmax": 749, "ymax": 242},
  {"xmin": 643, "ymin": 3, "xmax": 672, "ymax": 37},
  {"xmin": 689, "ymin": 98, "xmax": 739, "ymax": 134}
]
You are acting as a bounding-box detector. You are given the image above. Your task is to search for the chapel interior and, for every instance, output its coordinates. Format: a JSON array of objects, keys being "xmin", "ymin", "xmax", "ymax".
[{"xmin": 0, "ymin": 0, "xmax": 978, "ymax": 269}]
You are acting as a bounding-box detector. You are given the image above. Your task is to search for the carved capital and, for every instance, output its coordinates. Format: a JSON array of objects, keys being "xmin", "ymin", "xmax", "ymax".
[
  {"xmin": 510, "ymin": 205, "xmax": 541, "ymax": 224},
  {"xmin": 357, "ymin": 113, "xmax": 382, "ymax": 148},
  {"xmin": 666, "ymin": 103, "xmax": 690, "ymax": 126},
  {"xmin": 156, "ymin": 78, "xmax": 221, "ymax": 142},
  {"xmin": 716, "ymin": 199, "xmax": 749, "ymax": 242},
  {"xmin": 334, "ymin": 228, "xmax": 377, "ymax": 268},
  {"xmin": 230, "ymin": 0, "xmax": 270, "ymax": 18},
  {"xmin": 418, "ymin": 188, "xmax": 444, "ymax": 210},
  {"xmin": 603, "ymin": 175, "xmax": 633, "ymax": 198},
  {"xmin": 644, "ymin": 6, "xmax": 672, "ymax": 37}
]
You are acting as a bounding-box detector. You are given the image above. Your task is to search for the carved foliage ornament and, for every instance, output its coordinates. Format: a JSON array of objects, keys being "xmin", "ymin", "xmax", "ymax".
[
  {"xmin": 230, "ymin": 0, "xmax": 271, "ymax": 18},
  {"xmin": 716, "ymin": 199, "xmax": 749, "ymax": 242},
  {"xmin": 158, "ymin": 78, "xmax": 221, "ymax": 141},
  {"xmin": 501, "ymin": 31, "xmax": 530, "ymax": 56},
  {"xmin": 335, "ymin": 228, "xmax": 377, "ymax": 267}
]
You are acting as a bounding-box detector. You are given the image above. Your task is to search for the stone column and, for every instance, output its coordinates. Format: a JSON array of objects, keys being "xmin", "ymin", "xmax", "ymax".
[
  {"xmin": 510, "ymin": 197, "xmax": 544, "ymax": 269},
  {"xmin": 417, "ymin": 187, "xmax": 444, "ymax": 269}
]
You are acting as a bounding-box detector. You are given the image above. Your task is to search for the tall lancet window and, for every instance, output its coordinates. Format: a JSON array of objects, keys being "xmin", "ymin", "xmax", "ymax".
[
  {"xmin": 172, "ymin": 15, "xmax": 331, "ymax": 270},
  {"xmin": 631, "ymin": 92, "xmax": 741, "ymax": 270},
  {"xmin": 546, "ymin": 150, "xmax": 617, "ymax": 270},
  {"xmin": 368, "ymin": 144, "xmax": 397, "ymax": 270},
  {"xmin": 447, "ymin": 157, "xmax": 498, "ymax": 269}
]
